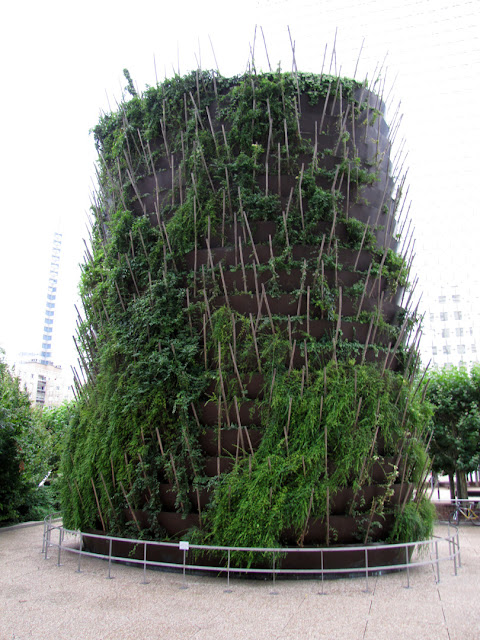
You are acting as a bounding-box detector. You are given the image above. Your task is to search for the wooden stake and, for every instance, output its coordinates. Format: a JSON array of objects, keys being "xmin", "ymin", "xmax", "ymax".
[
  {"xmin": 284, "ymin": 397, "xmax": 292, "ymax": 454},
  {"xmin": 298, "ymin": 163, "xmax": 305, "ymax": 231},
  {"xmin": 269, "ymin": 369, "xmax": 277, "ymax": 405},
  {"xmin": 119, "ymin": 481, "xmax": 141, "ymax": 531},
  {"xmin": 288, "ymin": 339, "xmax": 297, "ymax": 374},
  {"xmin": 249, "ymin": 313, "xmax": 262, "ymax": 373}
]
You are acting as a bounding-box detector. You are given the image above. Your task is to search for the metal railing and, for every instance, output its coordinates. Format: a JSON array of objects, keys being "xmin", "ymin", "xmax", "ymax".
[{"xmin": 42, "ymin": 516, "xmax": 461, "ymax": 593}]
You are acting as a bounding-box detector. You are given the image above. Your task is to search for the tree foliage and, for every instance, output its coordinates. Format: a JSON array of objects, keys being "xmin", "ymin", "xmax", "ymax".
[
  {"xmin": 0, "ymin": 353, "xmax": 73, "ymax": 524},
  {"xmin": 427, "ymin": 365, "xmax": 480, "ymax": 498},
  {"xmin": 60, "ymin": 69, "xmax": 433, "ymax": 550}
]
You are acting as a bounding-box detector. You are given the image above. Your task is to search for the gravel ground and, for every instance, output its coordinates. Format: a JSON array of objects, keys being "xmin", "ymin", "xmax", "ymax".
[{"xmin": 0, "ymin": 521, "xmax": 479, "ymax": 640}]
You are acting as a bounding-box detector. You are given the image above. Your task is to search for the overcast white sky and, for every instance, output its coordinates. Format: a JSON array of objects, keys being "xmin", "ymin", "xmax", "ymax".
[{"xmin": 1, "ymin": 0, "xmax": 479, "ymax": 378}]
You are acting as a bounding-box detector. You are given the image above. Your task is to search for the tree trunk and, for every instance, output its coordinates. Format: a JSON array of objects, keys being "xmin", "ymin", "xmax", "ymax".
[
  {"xmin": 456, "ymin": 469, "xmax": 468, "ymax": 500},
  {"xmin": 449, "ymin": 474, "xmax": 456, "ymax": 499}
]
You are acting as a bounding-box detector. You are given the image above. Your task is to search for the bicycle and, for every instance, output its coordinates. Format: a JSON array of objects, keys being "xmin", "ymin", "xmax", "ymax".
[{"xmin": 448, "ymin": 499, "xmax": 480, "ymax": 526}]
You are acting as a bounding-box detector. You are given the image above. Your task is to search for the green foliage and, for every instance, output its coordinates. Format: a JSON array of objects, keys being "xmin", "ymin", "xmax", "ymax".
[
  {"xmin": 63, "ymin": 67, "xmax": 430, "ymax": 553},
  {"xmin": 203, "ymin": 362, "xmax": 432, "ymax": 561},
  {"xmin": 427, "ymin": 365, "xmax": 480, "ymax": 479},
  {"xmin": 0, "ymin": 356, "xmax": 71, "ymax": 524},
  {"xmin": 388, "ymin": 496, "xmax": 436, "ymax": 543}
]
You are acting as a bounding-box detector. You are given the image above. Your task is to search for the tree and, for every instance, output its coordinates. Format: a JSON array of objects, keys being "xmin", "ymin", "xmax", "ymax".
[
  {"xmin": 0, "ymin": 352, "xmax": 73, "ymax": 524},
  {"xmin": 427, "ymin": 365, "xmax": 480, "ymax": 499},
  {"xmin": 0, "ymin": 353, "xmax": 35, "ymax": 522}
]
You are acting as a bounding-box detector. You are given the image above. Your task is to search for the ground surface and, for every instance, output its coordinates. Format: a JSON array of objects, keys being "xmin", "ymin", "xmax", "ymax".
[{"xmin": 0, "ymin": 521, "xmax": 479, "ymax": 640}]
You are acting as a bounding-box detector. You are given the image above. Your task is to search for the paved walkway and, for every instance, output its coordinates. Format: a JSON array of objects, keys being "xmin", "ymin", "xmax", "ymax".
[{"xmin": 0, "ymin": 522, "xmax": 479, "ymax": 640}]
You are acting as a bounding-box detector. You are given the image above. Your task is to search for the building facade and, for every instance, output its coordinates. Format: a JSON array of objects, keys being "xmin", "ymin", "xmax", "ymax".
[
  {"xmin": 14, "ymin": 354, "xmax": 73, "ymax": 408},
  {"xmin": 421, "ymin": 284, "xmax": 480, "ymax": 370}
]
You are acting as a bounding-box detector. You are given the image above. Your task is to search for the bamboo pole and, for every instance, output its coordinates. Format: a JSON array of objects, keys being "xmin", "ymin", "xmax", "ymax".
[
  {"xmin": 288, "ymin": 339, "xmax": 297, "ymax": 374},
  {"xmin": 72, "ymin": 477, "xmax": 85, "ymax": 508},
  {"xmin": 217, "ymin": 395, "xmax": 222, "ymax": 476},
  {"xmin": 218, "ymin": 343, "xmax": 231, "ymax": 428},
  {"xmin": 355, "ymin": 264, "xmax": 372, "ymax": 320},
  {"xmin": 119, "ymin": 481, "xmax": 141, "ymax": 531},
  {"xmin": 110, "ymin": 455, "xmax": 116, "ymax": 488},
  {"xmin": 284, "ymin": 397, "xmax": 292, "ymax": 454},
  {"xmin": 168, "ymin": 453, "xmax": 184, "ymax": 510},
  {"xmin": 304, "ymin": 340, "xmax": 309, "ymax": 384},
  {"xmin": 277, "ymin": 142, "xmax": 281, "ymax": 196},
  {"xmin": 298, "ymin": 163, "xmax": 305, "ymax": 231},
  {"xmin": 298, "ymin": 487, "xmax": 315, "ymax": 547},
  {"xmin": 319, "ymin": 83, "xmax": 331, "ymax": 136},
  {"xmin": 155, "ymin": 427, "xmax": 165, "ymax": 457},
  {"xmin": 261, "ymin": 284, "xmax": 276, "ymax": 335},
  {"xmin": 219, "ymin": 262, "xmax": 230, "ymax": 308},
  {"xmin": 269, "ymin": 369, "xmax": 277, "ymax": 405},
  {"xmin": 239, "ymin": 237, "xmax": 248, "ymax": 293},
  {"xmin": 203, "ymin": 313, "xmax": 207, "ymax": 370},
  {"xmin": 249, "ymin": 313, "xmax": 262, "ymax": 373}
]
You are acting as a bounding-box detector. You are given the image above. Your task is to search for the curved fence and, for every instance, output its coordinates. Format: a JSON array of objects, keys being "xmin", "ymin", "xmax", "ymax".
[{"xmin": 42, "ymin": 517, "xmax": 461, "ymax": 593}]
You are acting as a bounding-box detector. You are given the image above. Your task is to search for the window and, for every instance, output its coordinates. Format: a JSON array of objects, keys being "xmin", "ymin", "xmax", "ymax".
[
  {"xmin": 452, "ymin": 294, "xmax": 461, "ymax": 303},
  {"xmin": 440, "ymin": 312, "xmax": 448, "ymax": 321},
  {"xmin": 45, "ymin": 319, "xmax": 53, "ymax": 325},
  {"xmin": 469, "ymin": 327, "xmax": 474, "ymax": 335},
  {"xmin": 472, "ymin": 344, "xmax": 477, "ymax": 353},
  {"xmin": 432, "ymin": 346, "xmax": 438, "ymax": 355},
  {"xmin": 442, "ymin": 328, "xmax": 450, "ymax": 338},
  {"xmin": 45, "ymin": 310, "xmax": 54, "ymax": 317},
  {"xmin": 454, "ymin": 311, "xmax": 462, "ymax": 321},
  {"xmin": 457, "ymin": 345, "xmax": 465, "ymax": 355},
  {"xmin": 46, "ymin": 302, "xmax": 55, "ymax": 309},
  {"xmin": 443, "ymin": 345, "xmax": 451, "ymax": 354},
  {"xmin": 429, "ymin": 313, "xmax": 435, "ymax": 322},
  {"xmin": 438, "ymin": 295, "xmax": 446, "ymax": 303},
  {"xmin": 456, "ymin": 327, "xmax": 464, "ymax": 337}
]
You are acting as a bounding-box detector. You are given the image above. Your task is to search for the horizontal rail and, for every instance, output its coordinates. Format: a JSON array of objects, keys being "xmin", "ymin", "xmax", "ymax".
[{"xmin": 42, "ymin": 515, "xmax": 461, "ymax": 592}]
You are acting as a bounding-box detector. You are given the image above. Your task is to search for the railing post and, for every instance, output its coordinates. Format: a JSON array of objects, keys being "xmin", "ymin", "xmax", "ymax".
[
  {"xmin": 364, "ymin": 548, "xmax": 369, "ymax": 592},
  {"xmin": 435, "ymin": 540, "xmax": 440, "ymax": 584},
  {"xmin": 44, "ymin": 521, "xmax": 51, "ymax": 560},
  {"xmin": 457, "ymin": 529, "xmax": 462, "ymax": 568},
  {"xmin": 224, "ymin": 549, "xmax": 232, "ymax": 593},
  {"xmin": 270, "ymin": 551, "xmax": 278, "ymax": 595},
  {"xmin": 179, "ymin": 541, "xmax": 189, "ymax": 589},
  {"xmin": 452, "ymin": 533, "xmax": 457, "ymax": 576},
  {"xmin": 142, "ymin": 541, "xmax": 149, "ymax": 584},
  {"xmin": 57, "ymin": 527, "xmax": 63, "ymax": 566},
  {"xmin": 107, "ymin": 537, "xmax": 114, "ymax": 579},
  {"xmin": 319, "ymin": 549, "xmax": 325, "ymax": 595},
  {"xmin": 405, "ymin": 544, "xmax": 410, "ymax": 589},
  {"xmin": 42, "ymin": 518, "xmax": 47, "ymax": 554},
  {"xmin": 181, "ymin": 550, "xmax": 187, "ymax": 589},
  {"xmin": 76, "ymin": 533, "xmax": 83, "ymax": 573}
]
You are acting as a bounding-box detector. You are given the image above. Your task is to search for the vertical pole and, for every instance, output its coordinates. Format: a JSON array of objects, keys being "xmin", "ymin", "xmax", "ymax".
[
  {"xmin": 42, "ymin": 518, "xmax": 47, "ymax": 554},
  {"xmin": 76, "ymin": 533, "xmax": 83, "ymax": 573},
  {"xmin": 457, "ymin": 530, "xmax": 462, "ymax": 568},
  {"xmin": 142, "ymin": 542, "xmax": 148, "ymax": 584},
  {"xmin": 364, "ymin": 549, "xmax": 369, "ymax": 592},
  {"xmin": 453, "ymin": 536, "xmax": 458, "ymax": 576},
  {"xmin": 180, "ymin": 549, "xmax": 188, "ymax": 589},
  {"xmin": 270, "ymin": 551, "xmax": 278, "ymax": 595},
  {"xmin": 57, "ymin": 528, "xmax": 63, "ymax": 566},
  {"xmin": 44, "ymin": 522, "xmax": 50, "ymax": 560},
  {"xmin": 405, "ymin": 545, "xmax": 410, "ymax": 589},
  {"xmin": 320, "ymin": 550, "xmax": 325, "ymax": 595},
  {"xmin": 435, "ymin": 540, "xmax": 440, "ymax": 584},
  {"xmin": 224, "ymin": 549, "xmax": 232, "ymax": 593},
  {"xmin": 107, "ymin": 538, "xmax": 113, "ymax": 579}
]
